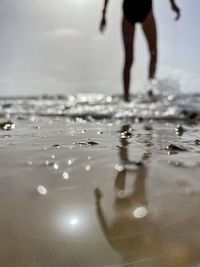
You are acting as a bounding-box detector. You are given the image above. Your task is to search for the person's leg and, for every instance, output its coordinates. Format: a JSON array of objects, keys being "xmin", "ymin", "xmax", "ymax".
[
  {"xmin": 122, "ymin": 17, "xmax": 135, "ymax": 102},
  {"xmin": 142, "ymin": 10, "xmax": 157, "ymax": 80}
]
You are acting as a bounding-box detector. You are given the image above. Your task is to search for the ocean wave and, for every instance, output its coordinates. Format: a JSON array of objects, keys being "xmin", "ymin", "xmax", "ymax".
[{"xmin": 0, "ymin": 93, "xmax": 200, "ymax": 121}]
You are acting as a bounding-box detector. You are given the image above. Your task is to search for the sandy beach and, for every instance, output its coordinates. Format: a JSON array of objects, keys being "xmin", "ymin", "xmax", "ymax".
[
  {"xmin": 0, "ymin": 107, "xmax": 200, "ymax": 266},
  {"xmin": 0, "ymin": 0, "xmax": 200, "ymax": 265}
]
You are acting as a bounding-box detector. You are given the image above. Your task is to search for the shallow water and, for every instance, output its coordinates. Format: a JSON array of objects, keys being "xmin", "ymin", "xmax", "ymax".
[
  {"xmin": 0, "ymin": 94, "xmax": 200, "ymax": 266},
  {"xmin": 0, "ymin": 92, "xmax": 200, "ymax": 121}
]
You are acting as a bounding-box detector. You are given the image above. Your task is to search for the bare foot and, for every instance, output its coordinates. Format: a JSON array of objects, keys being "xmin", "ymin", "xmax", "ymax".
[{"xmin": 124, "ymin": 95, "xmax": 130, "ymax": 103}]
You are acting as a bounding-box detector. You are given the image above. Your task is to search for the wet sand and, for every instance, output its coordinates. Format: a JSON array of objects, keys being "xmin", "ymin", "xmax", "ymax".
[{"xmin": 0, "ymin": 117, "xmax": 200, "ymax": 267}]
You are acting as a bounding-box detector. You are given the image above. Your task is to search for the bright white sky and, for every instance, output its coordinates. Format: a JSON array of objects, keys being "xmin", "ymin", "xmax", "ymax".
[{"xmin": 0, "ymin": 0, "xmax": 199, "ymax": 96}]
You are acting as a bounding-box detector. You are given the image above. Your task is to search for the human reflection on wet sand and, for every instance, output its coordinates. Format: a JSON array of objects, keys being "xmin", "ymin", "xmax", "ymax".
[
  {"xmin": 94, "ymin": 125, "xmax": 162, "ymax": 265},
  {"xmin": 94, "ymin": 125, "xmax": 200, "ymax": 267}
]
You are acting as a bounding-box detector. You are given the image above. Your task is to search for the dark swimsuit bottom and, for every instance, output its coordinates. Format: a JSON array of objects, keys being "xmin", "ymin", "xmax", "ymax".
[{"xmin": 123, "ymin": 0, "xmax": 152, "ymax": 24}]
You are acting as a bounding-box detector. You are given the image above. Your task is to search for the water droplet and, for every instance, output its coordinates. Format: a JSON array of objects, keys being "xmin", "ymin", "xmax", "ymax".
[
  {"xmin": 80, "ymin": 95, "xmax": 87, "ymax": 103},
  {"xmin": 37, "ymin": 185, "xmax": 47, "ymax": 195},
  {"xmin": 69, "ymin": 95, "xmax": 75, "ymax": 102},
  {"xmin": 81, "ymin": 130, "xmax": 86, "ymax": 133},
  {"xmin": 85, "ymin": 165, "xmax": 91, "ymax": 171},
  {"xmin": 88, "ymin": 156, "xmax": 92, "ymax": 160},
  {"xmin": 45, "ymin": 160, "xmax": 50, "ymax": 166},
  {"xmin": 133, "ymin": 206, "xmax": 148, "ymax": 219},
  {"xmin": 168, "ymin": 95, "xmax": 174, "ymax": 101},
  {"xmin": 175, "ymin": 124, "xmax": 185, "ymax": 136},
  {"xmin": 68, "ymin": 159, "xmax": 75, "ymax": 165},
  {"xmin": 106, "ymin": 96, "xmax": 112, "ymax": 103},
  {"xmin": 51, "ymin": 155, "xmax": 55, "ymax": 159},
  {"xmin": 53, "ymin": 163, "xmax": 59, "ymax": 170},
  {"xmin": 115, "ymin": 164, "xmax": 124, "ymax": 172},
  {"xmin": 63, "ymin": 172, "xmax": 69, "ymax": 180}
]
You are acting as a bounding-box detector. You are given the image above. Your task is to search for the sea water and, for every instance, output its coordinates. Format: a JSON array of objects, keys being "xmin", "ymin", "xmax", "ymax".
[{"xmin": 0, "ymin": 91, "xmax": 200, "ymax": 121}]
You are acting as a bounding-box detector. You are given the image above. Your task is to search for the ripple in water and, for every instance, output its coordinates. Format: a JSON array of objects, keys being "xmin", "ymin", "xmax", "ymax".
[{"xmin": 0, "ymin": 92, "xmax": 200, "ymax": 121}]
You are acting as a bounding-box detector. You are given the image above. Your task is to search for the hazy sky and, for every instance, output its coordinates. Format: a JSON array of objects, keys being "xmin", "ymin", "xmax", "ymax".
[{"xmin": 0, "ymin": 0, "xmax": 199, "ymax": 96}]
